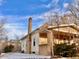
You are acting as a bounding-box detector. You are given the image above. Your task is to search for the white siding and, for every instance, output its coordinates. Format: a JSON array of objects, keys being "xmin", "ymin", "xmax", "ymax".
[
  {"xmin": 21, "ymin": 39, "xmax": 27, "ymax": 53},
  {"xmin": 31, "ymin": 32, "xmax": 39, "ymax": 54}
]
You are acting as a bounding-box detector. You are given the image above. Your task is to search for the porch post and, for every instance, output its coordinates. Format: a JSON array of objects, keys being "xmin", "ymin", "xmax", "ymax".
[{"xmin": 47, "ymin": 30, "xmax": 54, "ymax": 57}]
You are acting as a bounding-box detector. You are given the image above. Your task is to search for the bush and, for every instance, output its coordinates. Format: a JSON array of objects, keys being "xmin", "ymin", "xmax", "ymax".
[
  {"xmin": 54, "ymin": 43, "xmax": 77, "ymax": 57},
  {"xmin": 3, "ymin": 45, "xmax": 14, "ymax": 53}
]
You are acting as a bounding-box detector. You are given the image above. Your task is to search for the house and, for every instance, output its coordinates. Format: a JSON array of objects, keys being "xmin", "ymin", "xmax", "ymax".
[
  {"xmin": 0, "ymin": 39, "xmax": 21, "ymax": 53},
  {"xmin": 8, "ymin": 40, "xmax": 21, "ymax": 52},
  {"xmin": 20, "ymin": 17, "xmax": 79, "ymax": 56},
  {"xmin": 0, "ymin": 39, "xmax": 7, "ymax": 52}
]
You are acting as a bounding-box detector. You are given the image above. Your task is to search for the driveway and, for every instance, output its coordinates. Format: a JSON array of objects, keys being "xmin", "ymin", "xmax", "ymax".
[{"xmin": 0, "ymin": 53, "xmax": 51, "ymax": 59}]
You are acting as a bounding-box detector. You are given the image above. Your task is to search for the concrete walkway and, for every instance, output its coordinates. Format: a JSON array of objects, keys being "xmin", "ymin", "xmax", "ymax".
[
  {"xmin": 0, "ymin": 53, "xmax": 51, "ymax": 59},
  {"xmin": 53, "ymin": 57, "xmax": 79, "ymax": 59},
  {"xmin": 1, "ymin": 53, "xmax": 79, "ymax": 59}
]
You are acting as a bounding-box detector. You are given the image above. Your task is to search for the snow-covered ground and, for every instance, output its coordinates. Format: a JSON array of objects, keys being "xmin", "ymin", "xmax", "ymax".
[{"xmin": 0, "ymin": 53, "xmax": 51, "ymax": 59}]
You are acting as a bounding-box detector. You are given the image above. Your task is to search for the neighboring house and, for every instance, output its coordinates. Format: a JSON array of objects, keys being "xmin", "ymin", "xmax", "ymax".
[
  {"xmin": 8, "ymin": 40, "xmax": 21, "ymax": 52},
  {"xmin": 0, "ymin": 39, "xmax": 7, "ymax": 52},
  {"xmin": 0, "ymin": 39, "xmax": 21, "ymax": 53},
  {"xmin": 20, "ymin": 17, "xmax": 79, "ymax": 56}
]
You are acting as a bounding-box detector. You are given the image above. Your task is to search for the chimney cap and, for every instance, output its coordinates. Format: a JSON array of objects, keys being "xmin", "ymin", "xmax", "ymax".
[{"xmin": 29, "ymin": 17, "xmax": 32, "ymax": 20}]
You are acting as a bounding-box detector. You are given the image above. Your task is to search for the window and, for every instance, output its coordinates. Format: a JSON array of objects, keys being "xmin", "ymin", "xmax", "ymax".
[
  {"xmin": 71, "ymin": 36, "xmax": 73, "ymax": 39},
  {"xmin": 32, "ymin": 51, "xmax": 35, "ymax": 54},
  {"xmin": 33, "ymin": 39, "xmax": 35, "ymax": 46}
]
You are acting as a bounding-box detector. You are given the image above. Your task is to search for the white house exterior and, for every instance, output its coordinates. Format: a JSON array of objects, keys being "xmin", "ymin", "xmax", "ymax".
[
  {"xmin": 20, "ymin": 23, "xmax": 79, "ymax": 56},
  {"xmin": 20, "ymin": 17, "xmax": 79, "ymax": 56},
  {"xmin": 20, "ymin": 38, "xmax": 27, "ymax": 52},
  {"xmin": 31, "ymin": 32, "xmax": 39, "ymax": 54}
]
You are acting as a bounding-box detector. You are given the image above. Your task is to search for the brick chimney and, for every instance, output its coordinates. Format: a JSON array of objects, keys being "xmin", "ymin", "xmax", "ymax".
[
  {"xmin": 28, "ymin": 17, "xmax": 32, "ymax": 54},
  {"xmin": 28, "ymin": 17, "xmax": 32, "ymax": 34}
]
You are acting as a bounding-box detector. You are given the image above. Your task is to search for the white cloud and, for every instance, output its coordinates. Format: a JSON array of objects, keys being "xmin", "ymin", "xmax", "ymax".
[
  {"xmin": 4, "ymin": 23, "xmax": 27, "ymax": 39},
  {"xmin": 4, "ymin": 23, "xmax": 25, "ymax": 29},
  {"xmin": 0, "ymin": 15, "xmax": 28, "ymax": 39},
  {"xmin": 0, "ymin": 15, "xmax": 29, "ymax": 23},
  {"xmin": 41, "ymin": 4, "xmax": 51, "ymax": 8},
  {"xmin": 7, "ymin": 29, "xmax": 26, "ymax": 39},
  {"xmin": 28, "ymin": 7, "xmax": 61, "ymax": 24},
  {"xmin": 63, "ymin": 3, "xmax": 69, "ymax": 8},
  {"xmin": 35, "ymin": 0, "xmax": 60, "ymax": 9}
]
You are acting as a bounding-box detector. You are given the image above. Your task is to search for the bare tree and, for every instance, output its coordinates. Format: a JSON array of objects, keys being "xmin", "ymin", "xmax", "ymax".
[
  {"xmin": 66, "ymin": 1, "xmax": 79, "ymax": 25},
  {"xmin": 14, "ymin": 34, "xmax": 21, "ymax": 52},
  {"xmin": 43, "ymin": 12, "xmax": 62, "ymax": 26},
  {"xmin": 0, "ymin": 19, "xmax": 7, "ymax": 40},
  {"xmin": 66, "ymin": 1, "xmax": 79, "ymax": 48}
]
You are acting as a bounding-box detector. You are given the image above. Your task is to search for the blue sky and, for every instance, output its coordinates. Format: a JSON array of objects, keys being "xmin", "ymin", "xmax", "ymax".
[{"xmin": 0, "ymin": 0, "xmax": 73, "ymax": 39}]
